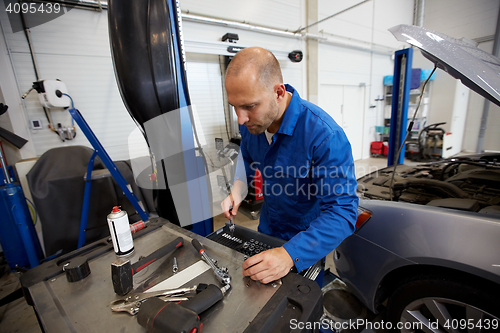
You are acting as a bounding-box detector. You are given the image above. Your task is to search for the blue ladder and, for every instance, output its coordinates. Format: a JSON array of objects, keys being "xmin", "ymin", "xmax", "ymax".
[{"xmin": 63, "ymin": 96, "xmax": 149, "ymax": 248}]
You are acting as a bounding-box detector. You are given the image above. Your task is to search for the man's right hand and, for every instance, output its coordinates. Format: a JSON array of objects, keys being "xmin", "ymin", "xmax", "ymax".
[
  {"xmin": 221, "ymin": 194, "xmax": 239, "ymax": 220},
  {"xmin": 221, "ymin": 180, "xmax": 246, "ymax": 220}
]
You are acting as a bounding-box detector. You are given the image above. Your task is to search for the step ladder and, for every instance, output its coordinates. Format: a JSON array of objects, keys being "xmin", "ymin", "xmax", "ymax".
[{"xmin": 65, "ymin": 101, "xmax": 149, "ymax": 248}]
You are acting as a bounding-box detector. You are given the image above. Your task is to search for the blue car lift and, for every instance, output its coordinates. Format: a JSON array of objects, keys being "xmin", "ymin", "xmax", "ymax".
[
  {"xmin": 387, "ymin": 48, "xmax": 413, "ymax": 166},
  {"xmin": 63, "ymin": 95, "xmax": 150, "ymax": 248},
  {"xmin": 166, "ymin": 0, "xmax": 212, "ymax": 237}
]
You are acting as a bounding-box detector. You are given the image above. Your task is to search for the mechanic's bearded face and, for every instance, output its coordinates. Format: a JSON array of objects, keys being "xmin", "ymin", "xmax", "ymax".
[{"xmin": 225, "ymin": 74, "xmax": 280, "ymax": 135}]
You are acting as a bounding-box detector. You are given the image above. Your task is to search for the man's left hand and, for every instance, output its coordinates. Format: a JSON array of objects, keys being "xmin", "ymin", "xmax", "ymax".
[{"xmin": 242, "ymin": 247, "xmax": 294, "ymax": 284}]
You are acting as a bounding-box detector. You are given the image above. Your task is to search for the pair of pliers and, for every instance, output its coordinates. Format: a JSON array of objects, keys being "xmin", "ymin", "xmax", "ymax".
[{"xmin": 110, "ymin": 285, "xmax": 201, "ymax": 315}]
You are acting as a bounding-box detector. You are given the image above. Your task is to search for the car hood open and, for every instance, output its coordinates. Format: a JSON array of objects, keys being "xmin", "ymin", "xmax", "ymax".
[{"xmin": 389, "ymin": 24, "xmax": 500, "ymax": 107}]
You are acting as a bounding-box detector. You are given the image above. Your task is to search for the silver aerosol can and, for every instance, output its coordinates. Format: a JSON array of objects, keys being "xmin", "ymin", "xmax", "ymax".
[{"xmin": 107, "ymin": 206, "xmax": 134, "ymax": 256}]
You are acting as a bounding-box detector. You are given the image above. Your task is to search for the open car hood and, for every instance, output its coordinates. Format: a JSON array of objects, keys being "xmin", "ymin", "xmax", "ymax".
[{"xmin": 389, "ymin": 24, "xmax": 500, "ymax": 107}]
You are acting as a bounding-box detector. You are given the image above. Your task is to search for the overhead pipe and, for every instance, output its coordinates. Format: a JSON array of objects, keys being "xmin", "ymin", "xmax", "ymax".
[
  {"xmin": 37, "ymin": 0, "xmax": 394, "ymax": 55},
  {"xmin": 182, "ymin": 13, "xmax": 303, "ymax": 39},
  {"xmin": 304, "ymin": 32, "xmax": 393, "ymax": 55}
]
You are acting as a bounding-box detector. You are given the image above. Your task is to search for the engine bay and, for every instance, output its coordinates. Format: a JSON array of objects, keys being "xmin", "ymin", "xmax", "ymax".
[{"xmin": 358, "ymin": 154, "xmax": 500, "ymax": 215}]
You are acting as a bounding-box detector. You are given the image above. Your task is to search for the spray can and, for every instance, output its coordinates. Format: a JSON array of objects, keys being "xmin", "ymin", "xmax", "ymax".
[{"xmin": 107, "ymin": 206, "xmax": 134, "ymax": 256}]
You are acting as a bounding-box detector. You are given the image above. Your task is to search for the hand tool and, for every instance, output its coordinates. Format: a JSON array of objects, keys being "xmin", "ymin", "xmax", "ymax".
[
  {"xmin": 191, "ymin": 239, "xmax": 231, "ymax": 285},
  {"xmin": 172, "ymin": 257, "xmax": 178, "ymax": 273},
  {"xmin": 111, "ymin": 237, "xmax": 183, "ymax": 296},
  {"xmin": 110, "ymin": 285, "xmax": 201, "ymax": 315},
  {"xmin": 225, "ymin": 208, "xmax": 236, "ymax": 235},
  {"xmin": 137, "ymin": 284, "xmax": 230, "ymax": 333}
]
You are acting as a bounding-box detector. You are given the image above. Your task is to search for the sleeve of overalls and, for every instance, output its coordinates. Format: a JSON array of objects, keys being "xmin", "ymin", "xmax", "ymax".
[
  {"xmin": 233, "ymin": 140, "xmax": 253, "ymax": 193},
  {"xmin": 282, "ymin": 129, "xmax": 359, "ymax": 272}
]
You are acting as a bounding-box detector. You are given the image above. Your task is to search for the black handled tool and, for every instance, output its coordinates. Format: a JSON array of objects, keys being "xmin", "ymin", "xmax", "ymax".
[
  {"xmin": 137, "ymin": 284, "xmax": 230, "ymax": 333},
  {"xmin": 112, "ymin": 237, "xmax": 184, "ymax": 296}
]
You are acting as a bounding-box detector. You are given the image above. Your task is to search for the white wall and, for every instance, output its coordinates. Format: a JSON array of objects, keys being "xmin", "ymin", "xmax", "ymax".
[
  {"xmin": 180, "ymin": 0, "xmax": 303, "ymax": 32},
  {"xmin": 463, "ymin": 40, "xmax": 500, "ymax": 152},
  {"xmin": 0, "ymin": 0, "xmax": 420, "ymax": 165},
  {"xmin": 0, "ymin": 1, "xmax": 305, "ymax": 164},
  {"xmin": 413, "ymin": 0, "xmax": 500, "ymax": 152},
  {"xmin": 317, "ymin": 0, "xmax": 413, "ymax": 50},
  {"xmin": 316, "ymin": 0, "xmax": 414, "ymax": 159},
  {"xmin": 0, "ymin": 6, "xmax": 136, "ymax": 161}
]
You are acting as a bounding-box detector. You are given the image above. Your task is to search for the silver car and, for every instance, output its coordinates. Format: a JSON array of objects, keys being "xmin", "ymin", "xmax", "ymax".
[{"xmin": 334, "ymin": 25, "xmax": 500, "ymax": 331}]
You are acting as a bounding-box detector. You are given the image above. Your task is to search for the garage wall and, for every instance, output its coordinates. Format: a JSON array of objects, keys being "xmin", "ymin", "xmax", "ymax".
[
  {"xmin": 0, "ymin": 7, "xmax": 138, "ymax": 161},
  {"xmin": 0, "ymin": 1, "xmax": 305, "ymax": 164},
  {"xmin": 412, "ymin": 0, "xmax": 500, "ymax": 152},
  {"xmin": 180, "ymin": 0, "xmax": 303, "ymax": 33},
  {"xmin": 0, "ymin": 0, "xmax": 419, "ymax": 166},
  {"xmin": 316, "ymin": 0, "xmax": 414, "ymax": 160}
]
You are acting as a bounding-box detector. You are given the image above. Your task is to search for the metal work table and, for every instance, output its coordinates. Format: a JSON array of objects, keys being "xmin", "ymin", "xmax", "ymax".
[{"xmin": 21, "ymin": 218, "xmax": 322, "ymax": 332}]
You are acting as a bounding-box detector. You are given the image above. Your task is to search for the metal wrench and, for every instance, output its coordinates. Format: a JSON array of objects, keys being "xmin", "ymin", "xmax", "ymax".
[{"xmin": 192, "ymin": 239, "xmax": 231, "ymax": 285}]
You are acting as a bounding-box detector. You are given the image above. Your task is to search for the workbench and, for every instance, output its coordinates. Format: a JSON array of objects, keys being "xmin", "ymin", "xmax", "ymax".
[{"xmin": 21, "ymin": 218, "xmax": 323, "ymax": 332}]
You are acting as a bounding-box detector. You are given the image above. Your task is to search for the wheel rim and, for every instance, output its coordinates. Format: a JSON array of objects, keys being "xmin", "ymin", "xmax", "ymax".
[{"xmin": 399, "ymin": 297, "xmax": 499, "ymax": 333}]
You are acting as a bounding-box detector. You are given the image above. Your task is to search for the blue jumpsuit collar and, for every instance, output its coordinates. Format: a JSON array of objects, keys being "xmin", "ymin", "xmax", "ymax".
[{"xmin": 276, "ymin": 84, "xmax": 301, "ymax": 137}]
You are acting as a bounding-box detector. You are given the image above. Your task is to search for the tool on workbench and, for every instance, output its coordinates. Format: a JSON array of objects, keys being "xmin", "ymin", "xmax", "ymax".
[
  {"xmin": 137, "ymin": 284, "xmax": 231, "ymax": 333},
  {"xmin": 110, "ymin": 284, "xmax": 204, "ymax": 315},
  {"xmin": 225, "ymin": 208, "xmax": 236, "ymax": 236},
  {"xmin": 172, "ymin": 257, "xmax": 178, "ymax": 273},
  {"xmin": 191, "ymin": 239, "xmax": 231, "ymax": 286},
  {"xmin": 111, "ymin": 237, "xmax": 184, "ymax": 296},
  {"xmin": 130, "ymin": 220, "xmax": 146, "ymax": 234}
]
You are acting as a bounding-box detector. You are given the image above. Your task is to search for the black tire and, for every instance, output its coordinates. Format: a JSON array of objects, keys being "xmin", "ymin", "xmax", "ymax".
[{"xmin": 386, "ymin": 275, "xmax": 500, "ymax": 332}]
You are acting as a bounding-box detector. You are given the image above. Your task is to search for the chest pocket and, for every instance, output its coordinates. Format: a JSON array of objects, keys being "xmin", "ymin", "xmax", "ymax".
[{"xmin": 273, "ymin": 155, "xmax": 312, "ymax": 203}]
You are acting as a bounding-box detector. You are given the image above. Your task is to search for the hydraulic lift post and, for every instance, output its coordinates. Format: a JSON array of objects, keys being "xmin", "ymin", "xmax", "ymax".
[{"xmin": 388, "ymin": 48, "xmax": 413, "ymax": 166}]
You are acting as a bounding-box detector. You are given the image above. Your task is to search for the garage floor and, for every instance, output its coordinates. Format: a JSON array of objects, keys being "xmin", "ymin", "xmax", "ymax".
[{"xmin": 0, "ymin": 156, "xmax": 397, "ymax": 333}]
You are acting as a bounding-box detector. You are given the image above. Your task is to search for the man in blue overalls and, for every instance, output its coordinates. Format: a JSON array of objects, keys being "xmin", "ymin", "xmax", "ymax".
[{"xmin": 222, "ymin": 47, "xmax": 359, "ymax": 284}]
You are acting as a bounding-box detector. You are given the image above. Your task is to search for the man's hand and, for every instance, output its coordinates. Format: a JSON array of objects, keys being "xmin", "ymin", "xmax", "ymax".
[
  {"xmin": 242, "ymin": 247, "xmax": 294, "ymax": 284},
  {"xmin": 221, "ymin": 193, "xmax": 240, "ymax": 220},
  {"xmin": 221, "ymin": 180, "xmax": 246, "ymax": 220}
]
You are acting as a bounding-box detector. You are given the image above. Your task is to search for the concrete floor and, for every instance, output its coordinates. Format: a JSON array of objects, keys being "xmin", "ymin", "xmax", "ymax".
[{"xmin": 0, "ymin": 156, "xmax": 398, "ymax": 332}]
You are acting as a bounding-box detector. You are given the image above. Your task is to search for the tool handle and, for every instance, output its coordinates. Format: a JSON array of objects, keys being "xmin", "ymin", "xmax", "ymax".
[
  {"xmin": 191, "ymin": 239, "xmax": 203, "ymax": 253},
  {"xmin": 180, "ymin": 284, "xmax": 224, "ymax": 315},
  {"xmin": 131, "ymin": 237, "xmax": 183, "ymax": 274},
  {"xmin": 137, "ymin": 298, "xmax": 200, "ymax": 333}
]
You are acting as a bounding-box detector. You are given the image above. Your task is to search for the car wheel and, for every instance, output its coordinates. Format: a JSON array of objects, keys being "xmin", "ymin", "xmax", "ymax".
[{"xmin": 386, "ymin": 276, "xmax": 500, "ymax": 332}]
